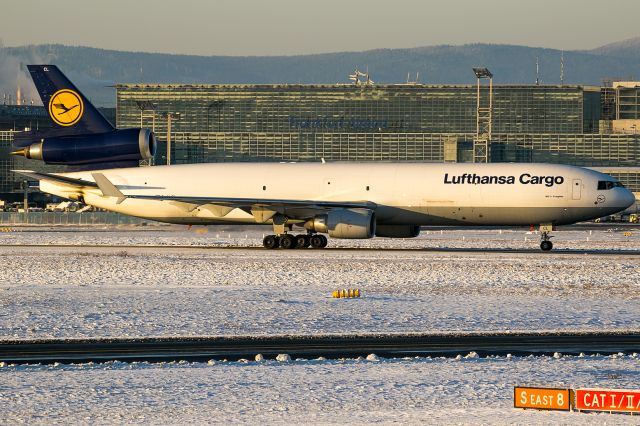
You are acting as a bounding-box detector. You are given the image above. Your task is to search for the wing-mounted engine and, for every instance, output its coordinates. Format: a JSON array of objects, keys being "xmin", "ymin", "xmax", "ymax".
[
  {"xmin": 305, "ymin": 208, "xmax": 376, "ymax": 239},
  {"xmin": 375, "ymin": 225, "xmax": 421, "ymax": 238},
  {"xmin": 13, "ymin": 128, "xmax": 156, "ymax": 166}
]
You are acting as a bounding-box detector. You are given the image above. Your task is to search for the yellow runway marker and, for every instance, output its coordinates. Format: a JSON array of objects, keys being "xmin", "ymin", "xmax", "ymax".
[{"xmin": 332, "ymin": 289, "xmax": 361, "ymax": 298}]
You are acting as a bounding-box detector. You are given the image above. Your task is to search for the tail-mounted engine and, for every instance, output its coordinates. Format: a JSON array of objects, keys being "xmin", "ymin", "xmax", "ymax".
[{"xmin": 13, "ymin": 128, "xmax": 156, "ymax": 166}]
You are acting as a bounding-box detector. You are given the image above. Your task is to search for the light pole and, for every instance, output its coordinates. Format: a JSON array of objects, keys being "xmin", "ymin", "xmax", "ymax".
[
  {"xmin": 136, "ymin": 100, "xmax": 157, "ymax": 126},
  {"xmin": 22, "ymin": 180, "xmax": 29, "ymax": 213},
  {"xmin": 163, "ymin": 112, "xmax": 180, "ymax": 165},
  {"xmin": 136, "ymin": 101, "xmax": 145, "ymax": 127},
  {"xmin": 472, "ymin": 67, "xmax": 493, "ymax": 163},
  {"xmin": 136, "ymin": 100, "xmax": 157, "ymax": 166},
  {"xmin": 207, "ymin": 100, "xmax": 223, "ymax": 132}
]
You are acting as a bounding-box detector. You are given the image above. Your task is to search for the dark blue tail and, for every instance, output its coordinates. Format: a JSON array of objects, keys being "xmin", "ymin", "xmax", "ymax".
[
  {"xmin": 27, "ymin": 65, "xmax": 114, "ymax": 134},
  {"xmin": 11, "ymin": 65, "xmax": 155, "ymax": 169}
]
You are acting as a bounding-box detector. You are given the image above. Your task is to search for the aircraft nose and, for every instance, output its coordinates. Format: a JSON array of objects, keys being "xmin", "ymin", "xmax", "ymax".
[{"xmin": 620, "ymin": 188, "xmax": 636, "ymax": 209}]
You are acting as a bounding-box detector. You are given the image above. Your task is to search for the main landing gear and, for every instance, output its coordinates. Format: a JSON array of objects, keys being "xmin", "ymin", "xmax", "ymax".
[
  {"xmin": 262, "ymin": 233, "xmax": 328, "ymax": 249},
  {"xmin": 262, "ymin": 214, "xmax": 328, "ymax": 249}
]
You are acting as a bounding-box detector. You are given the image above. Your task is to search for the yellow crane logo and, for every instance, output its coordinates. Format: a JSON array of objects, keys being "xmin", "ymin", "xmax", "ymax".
[{"xmin": 48, "ymin": 89, "xmax": 84, "ymax": 126}]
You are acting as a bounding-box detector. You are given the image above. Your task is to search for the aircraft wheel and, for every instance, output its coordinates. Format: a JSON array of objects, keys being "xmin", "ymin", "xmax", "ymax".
[
  {"xmin": 263, "ymin": 235, "xmax": 279, "ymax": 249},
  {"xmin": 540, "ymin": 241, "xmax": 553, "ymax": 251},
  {"xmin": 279, "ymin": 234, "xmax": 297, "ymax": 249},
  {"xmin": 310, "ymin": 235, "xmax": 326, "ymax": 249},
  {"xmin": 295, "ymin": 234, "xmax": 310, "ymax": 248}
]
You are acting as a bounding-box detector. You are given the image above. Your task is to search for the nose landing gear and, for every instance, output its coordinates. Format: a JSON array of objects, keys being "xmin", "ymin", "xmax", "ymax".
[
  {"xmin": 539, "ymin": 224, "xmax": 554, "ymax": 251},
  {"xmin": 540, "ymin": 236, "xmax": 553, "ymax": 251}
]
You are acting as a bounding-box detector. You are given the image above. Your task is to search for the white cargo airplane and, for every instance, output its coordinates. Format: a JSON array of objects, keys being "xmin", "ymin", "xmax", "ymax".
[{"xmin": 12, "ymin": 66, "xmax": 636, "ymax": 251}]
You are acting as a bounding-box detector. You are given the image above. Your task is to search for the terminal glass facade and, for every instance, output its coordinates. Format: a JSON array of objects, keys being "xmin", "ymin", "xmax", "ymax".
[
  {"xmin": 616, "ymin": 85, "xmax": 640, "ymax": 119},
  {"xmin": 0, "ymin": 130, "xmax": 63, "ymax": 194},
  {"xmin": 117, "ymin": 84, "xmax": 600, "ymax": 137},
  {"xmin": 110, "ymin": 83, "xmax": 640, "ymax": 193},
  {"xmin": 0, "ymin": 131, "xmax": 14, "ymax": 193}
]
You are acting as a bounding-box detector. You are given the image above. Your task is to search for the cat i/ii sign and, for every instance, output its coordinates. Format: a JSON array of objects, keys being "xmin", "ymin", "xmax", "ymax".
[{"xmin": 574, "ymin": 389, "xmax": 640, "ymax": 413}]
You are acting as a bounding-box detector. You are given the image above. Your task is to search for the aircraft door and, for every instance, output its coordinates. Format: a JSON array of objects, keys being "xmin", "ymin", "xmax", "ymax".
[{"xmin": 572, "ymin": 179, "xmax": 582, "ymax": 200}]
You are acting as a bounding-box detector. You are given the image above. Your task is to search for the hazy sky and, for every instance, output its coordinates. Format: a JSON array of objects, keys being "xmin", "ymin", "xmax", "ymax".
[{"xmin": 2, "ymin": 0, "xmax": 639, "ymax": 56}]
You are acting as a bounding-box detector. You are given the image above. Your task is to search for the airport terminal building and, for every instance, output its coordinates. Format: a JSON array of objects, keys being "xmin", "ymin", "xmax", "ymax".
[
  {"xmin": 115, "ymin": 82, "xmax": 640, "ymax": 193},
  {"xmin": 1, "ymin": 81, "xmax": 640, "ymax": 198}
]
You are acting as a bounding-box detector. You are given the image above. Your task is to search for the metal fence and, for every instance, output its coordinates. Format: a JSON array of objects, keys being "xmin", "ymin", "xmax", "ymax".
[{"xmin": 0, "ymin": 212, "xmax": 154, "ymax": 225}]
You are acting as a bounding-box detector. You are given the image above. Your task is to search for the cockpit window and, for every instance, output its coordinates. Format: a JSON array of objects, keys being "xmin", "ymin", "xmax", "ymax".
[{"xmin": 597, "ymin": 180, "xmax": 624, "ymax": 190}]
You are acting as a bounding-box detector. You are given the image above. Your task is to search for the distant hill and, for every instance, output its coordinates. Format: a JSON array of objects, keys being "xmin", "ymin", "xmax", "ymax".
[
  {"xmin": 1, "ymin": 39, "xmax": 639, "ymax": 106},
  {"xmin": 588, "ymin": 36, "xmax": 640, "ymax": 58}
]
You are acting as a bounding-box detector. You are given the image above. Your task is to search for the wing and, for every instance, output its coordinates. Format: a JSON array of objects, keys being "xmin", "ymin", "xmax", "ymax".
[
  {"xmin": 13, "ymin": 170, "xmax": 98, "ymax": 188},
  {"xmin": 90, "ymin": 173, "xmax": 376, "ymax": 214},
  {"xmin": 13, "ymin": 170, "xmax": 376, "ymax": 220},
  {"xmin": 125, "ymin": 193, "xmax": 373, "ymax": 209}
]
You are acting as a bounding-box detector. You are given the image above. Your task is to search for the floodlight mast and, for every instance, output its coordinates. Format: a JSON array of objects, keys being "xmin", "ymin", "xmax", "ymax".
[
  {"xmin": 136, "ymin": 100, "xmax": 157, "ymax": 166},
  {"xmin": 472, "ymin": 67, "xmax": 493, "ymax": 163},
  {"xmin": 472, "ymin": 68, "xmax": 493, "ymax": 79},
  {"xmin": 163, "ymin": 112, "xmax": 181, "ymax": 165}
]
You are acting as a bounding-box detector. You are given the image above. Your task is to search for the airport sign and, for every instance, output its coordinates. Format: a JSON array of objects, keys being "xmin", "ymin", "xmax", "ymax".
[
  {"xmin": 514, "ymin": 386, "xmax": 571, "ymax": 411},
  {"xmin": 574, "ymin": 388, "xmax": 640, "ymax": 413}
]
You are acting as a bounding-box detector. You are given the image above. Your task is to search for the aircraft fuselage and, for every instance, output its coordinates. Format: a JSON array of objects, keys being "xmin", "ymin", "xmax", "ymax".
[{"xmin": 40, "ymin": 162, "xmax": 635, "ymax": 227}]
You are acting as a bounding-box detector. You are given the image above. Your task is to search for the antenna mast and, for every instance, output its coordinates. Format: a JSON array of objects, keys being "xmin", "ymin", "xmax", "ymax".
[{"xmin": 560, "ymin": 51, "xmax": 565, "ymax": 85}]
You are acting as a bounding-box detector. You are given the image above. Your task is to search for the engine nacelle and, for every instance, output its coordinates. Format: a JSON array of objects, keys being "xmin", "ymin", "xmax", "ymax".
[
  {"xmin": 375, "ymin": 225, "xmax": 421, "ymax": 238},
  {"xmin": 305, "ymin": 208, "xmax": 376, "ymax": 239},
  {"xmin": 17, "ymin": 128, "xmax": 156, "ymax": 165}
]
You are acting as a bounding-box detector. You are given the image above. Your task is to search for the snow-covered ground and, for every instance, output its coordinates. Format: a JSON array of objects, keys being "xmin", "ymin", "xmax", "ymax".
[
  {"xmin": 1, "ymin": 225, "xmax": 639, "ymax": 423},
  {"xmin": 0, "ymin": 226, "xmax": 639, "ymax": 338},
  {"xmin": 1, "ymin": 354, "xmax": 639, "ymax": 424}
]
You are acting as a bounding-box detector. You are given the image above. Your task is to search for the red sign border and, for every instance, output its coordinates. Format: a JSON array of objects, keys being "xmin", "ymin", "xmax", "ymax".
[{"xmin": 574, "ymin": 388, "xmax": 640, "ymax": 413}]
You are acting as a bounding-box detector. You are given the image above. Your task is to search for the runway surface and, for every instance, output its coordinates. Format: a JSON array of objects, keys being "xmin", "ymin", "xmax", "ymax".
[
  {"xmin": 2, "ymin": 331, "xmax": 640, "ymax": 364},
  {"xmin": 1, "ymin": 243, "xmax": 640, "ymax": 256}
]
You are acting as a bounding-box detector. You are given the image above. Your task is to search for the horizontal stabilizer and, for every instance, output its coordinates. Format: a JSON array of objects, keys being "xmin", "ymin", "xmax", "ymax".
[{"xmin": 92, "ymin": 173, "xmax": 126, "ymax": 204}]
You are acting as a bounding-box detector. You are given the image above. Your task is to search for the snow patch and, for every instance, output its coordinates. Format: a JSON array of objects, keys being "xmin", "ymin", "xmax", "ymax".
[
  {"xmin": 276, "ymin": 354, "xmax": 291, "ymax": 362},
  {"xmin": 366, "ymin": 353, "xmax": 380, "ymax": 362}
]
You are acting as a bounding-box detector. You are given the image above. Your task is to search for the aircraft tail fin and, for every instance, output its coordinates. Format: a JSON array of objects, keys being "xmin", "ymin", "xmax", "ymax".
[{"xmin": 27, "ymin": 65, "xmax": 114, "ymax": 135}]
